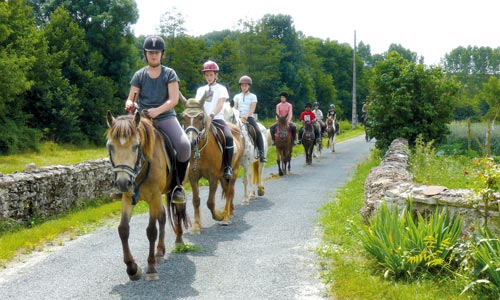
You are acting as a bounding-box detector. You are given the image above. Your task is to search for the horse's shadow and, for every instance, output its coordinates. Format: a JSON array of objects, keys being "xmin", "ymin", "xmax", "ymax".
[{"xmin": 111, "ymin": 188, "xmax": 273, "ymax": 299}]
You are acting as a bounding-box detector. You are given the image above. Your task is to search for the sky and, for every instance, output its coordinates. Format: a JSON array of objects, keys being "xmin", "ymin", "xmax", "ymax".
[{"xmin": 132, "ymin": 0, "xmax": 499, "ymax": 66}]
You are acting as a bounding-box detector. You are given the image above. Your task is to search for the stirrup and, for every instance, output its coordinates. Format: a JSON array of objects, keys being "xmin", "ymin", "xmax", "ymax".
[
  {"xmin": 260, "ymin": 156, "xmax": 267, "ymax": 163},
  {"xmin": 223, "ymin": 167, "xmax": 233, "ymax": 179},
  {"xmin": 170, "ymin": 185, "xmax": 186, "ymax": 204}
]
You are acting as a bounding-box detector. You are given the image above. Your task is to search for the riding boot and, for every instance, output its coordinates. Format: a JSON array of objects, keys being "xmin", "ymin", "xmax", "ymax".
[
  {"xmin": 223, "ymin": 146, "xmax": 234, "ymax": 179},
  {"xmin": 298, "ymin": 127, "xmax": 303, "ymax": 144},
  {"xmin": 256, "ymin": 131, "xmax": 267, "ymax": 163},
  {"xmin": 169, "ymin": 160, "xmax": 189, "ymax": 204}
]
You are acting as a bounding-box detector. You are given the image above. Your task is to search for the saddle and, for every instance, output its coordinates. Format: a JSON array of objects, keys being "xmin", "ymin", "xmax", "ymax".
[
  {"xmin": 211, "ymin": 121, "xmax": 241, "ymax": 153},
  {"xmin": 241, "ymin": 120, "xmax": 257, "ymax": 148}
]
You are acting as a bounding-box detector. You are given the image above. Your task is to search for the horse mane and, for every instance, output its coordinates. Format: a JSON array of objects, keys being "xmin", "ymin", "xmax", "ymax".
[{"xmin": 106, "ymin": 115, "xmax": 157, "ymax": 158}]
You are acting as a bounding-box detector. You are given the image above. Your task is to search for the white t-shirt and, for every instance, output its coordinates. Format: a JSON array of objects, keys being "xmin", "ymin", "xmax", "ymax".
[
  {"xmin": 195, "ymin": 83, "xmax": 229, "ymax": 120},
  {"xmin": 233, "ymin": 92, "xmax": 257, "ymax": 116}
]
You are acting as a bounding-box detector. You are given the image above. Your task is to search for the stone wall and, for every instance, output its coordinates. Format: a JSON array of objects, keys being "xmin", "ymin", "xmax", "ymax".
[
  {"xmin": 0, "ymin": 159, "xmax": 115, "ymax": 224},
  {"xmin": 361, "ymin": 138, "xmax": 499, "ymax": 232}
]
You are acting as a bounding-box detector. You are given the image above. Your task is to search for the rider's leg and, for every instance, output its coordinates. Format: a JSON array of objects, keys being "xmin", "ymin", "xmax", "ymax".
[
  {"xmin": 249, "ymin": 117, "xmax": 266, "ymax": 162},
  {"xmin": 314, "ymin": 125, "xmax": 321, "ymax": 144},
  {"xmin": 156, "ymin": 118, "xmax": 191, "ymax": 203},
  {"xmin": 214, "ymin": 119, "xmax": 234, "ymax": 179}
]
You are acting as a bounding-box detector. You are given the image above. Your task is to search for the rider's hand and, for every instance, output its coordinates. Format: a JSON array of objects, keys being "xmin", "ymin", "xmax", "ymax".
[{"xmin": 125, "ymin": 99, "xmax": 135, "ymax": 112}]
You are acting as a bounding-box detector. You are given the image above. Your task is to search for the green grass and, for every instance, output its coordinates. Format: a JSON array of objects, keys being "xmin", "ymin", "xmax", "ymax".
[
  {"xmin": 0, "ymin": 141, "xmax": 108, "ymax": 174},
  {"xmin": 318, "ymin": 150, "xmax": 473, "ymax": 299}
]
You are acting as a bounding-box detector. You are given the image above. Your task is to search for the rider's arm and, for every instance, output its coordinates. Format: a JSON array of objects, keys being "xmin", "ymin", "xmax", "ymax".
[
  {"xmin": 125, "ymin": 86, "xmax": 140, "ymax": 112},
  {"xmin": 243, "ymin": 102, "xmax": 257, "ymax": 119},
  {"xmin": 288, "ymin": 104, "xmax": 293, "ymax": 123}
]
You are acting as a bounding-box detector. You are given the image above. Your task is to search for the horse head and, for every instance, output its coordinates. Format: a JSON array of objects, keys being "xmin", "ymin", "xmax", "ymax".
[
  {"xmin": 181, "ymin": 91, "xmax": 210, "ymax": 149},
  {"xmin": 106, "ymin": 111, "xmax": 153, "ymax": 192},
  {"xmin": 277, "ymin": 113, "xmax": 288, "ymax": 129},
  {"xmin": 222, "ymin": 101, "xmax": 240, "ymax": 125}
]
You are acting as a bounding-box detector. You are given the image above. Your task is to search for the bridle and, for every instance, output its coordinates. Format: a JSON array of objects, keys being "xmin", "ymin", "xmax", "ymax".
[{"xmin": 183, "ymin": 112, "xmax": 209, "ymax": 170}]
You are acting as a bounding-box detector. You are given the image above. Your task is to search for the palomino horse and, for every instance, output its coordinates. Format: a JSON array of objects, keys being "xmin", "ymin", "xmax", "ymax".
[
  {"xmin": 301, "ymin": 120, "xmax": 316, "ymax": 165},
  {"xmin": 106, "ymin": 111, "xmax": 189, "ymax": 281},
  {"xmin": 275, "ymin": 114, "xmax": 293, "ymax": 176},
  {"xmin": 181, "ymin": 93, "xmax": 244, "ymax": 233},
  {"xmin": 223, "ymin": 102, "xmax": 268, "ymax": 205},
  {"xmin": 326, "ymin": 115, "xmax": 337, "ymax": 152}
]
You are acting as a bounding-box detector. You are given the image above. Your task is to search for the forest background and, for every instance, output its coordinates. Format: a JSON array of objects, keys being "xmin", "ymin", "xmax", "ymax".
[{"xmin": 1, "ymin": 0, "xmax": 499, "ymax": 154}]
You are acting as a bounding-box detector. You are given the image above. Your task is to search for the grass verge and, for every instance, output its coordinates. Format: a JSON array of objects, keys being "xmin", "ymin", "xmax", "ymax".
[{"xmin": 317, "ymin": 150, "xmax": 472, "ymax": 299}]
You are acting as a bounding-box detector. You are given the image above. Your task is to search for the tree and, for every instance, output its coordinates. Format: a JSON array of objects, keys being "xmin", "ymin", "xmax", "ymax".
[
  {"xmin": 0, "ymin": 0, "xmax": 41, "ymax": 153},
  {"xmin": 478, "ymin": 76, "xmax": 500, "ymax": 122},
  {"xmin": 368, "ymin": 52, "xmax": 460, "ymax": 150}
]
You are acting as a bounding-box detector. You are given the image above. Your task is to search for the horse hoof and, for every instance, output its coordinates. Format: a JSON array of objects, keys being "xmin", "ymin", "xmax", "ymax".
[
  {"xmin": 191, "ymin": 225, "xmax": 201, "ymax": 234},
  {"xmin": 145, "ymin": 272, "xmax": 160, "ymax": 281},
  {"xmin": 219, "ymin": 220, "xmax": 230, "ymax": 226},
  {"xmin": 155, "ymin": 256, "xmax": 165, "ymax": 264},
  {"xmin": 242, "ymin": 200, "xmax": 249, "ymax": 205},
  {"xmin": 258, "ymin": 188, "xmax": 265, "ymax": 196},
  {"xmin": 128, "ymin": 267, "xmax": 142, "ymax": 281}
]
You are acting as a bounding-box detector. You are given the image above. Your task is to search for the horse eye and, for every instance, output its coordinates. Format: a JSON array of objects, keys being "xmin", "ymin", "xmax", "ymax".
[{"xmin": 107, "ymin": 144, "xmax": 114, "ymax": 152}]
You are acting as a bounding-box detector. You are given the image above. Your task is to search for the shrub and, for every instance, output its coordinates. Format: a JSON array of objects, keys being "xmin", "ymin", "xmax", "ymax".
[{"xmin": 355, "ymin": 200, "xmax": 463, "ymax": 280}]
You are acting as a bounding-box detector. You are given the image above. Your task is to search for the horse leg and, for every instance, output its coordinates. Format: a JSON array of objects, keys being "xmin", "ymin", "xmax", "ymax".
[
  {"xmin": 277, "ymin": 158, "xmax": 283, "ymax": 176},
  {"xmin": 155, "ymin": 203, "xmax": 166, "ymax": 262},
  {"xmin": 242, "ymin": 164, "xmax": 250, "ymax": 205},
  {"xmin": 255, "ymin": 161, "xmax": 265, "ymax": 196},
  {"xmin": 118, "ymin": 196, "xmax": 142, "ymax": 281},
  {"xmin": 144, "ymin": 214, "xmax": 160, "ymax": 281},
  {"xmin": 207, "ymin": 178, "xmax": 224, "ymax": 221},
  {"xmin": 190, "ymin": 178, "xmax": 202, "ymax": 234},
  {"xmin": 219, "ymin": 178, "xmax": 235, "ymax": 225}
]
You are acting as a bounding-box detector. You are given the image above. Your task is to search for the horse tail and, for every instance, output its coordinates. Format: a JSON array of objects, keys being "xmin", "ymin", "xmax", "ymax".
[{"xmin": 252, "ymin": 160, "xmax": 260, "ymax": 186}]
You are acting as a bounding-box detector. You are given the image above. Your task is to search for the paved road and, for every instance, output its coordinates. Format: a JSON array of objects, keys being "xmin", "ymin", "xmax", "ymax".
[{"xmin": 0, "ymin": 135, "xmax": 374, "ymax": 300}]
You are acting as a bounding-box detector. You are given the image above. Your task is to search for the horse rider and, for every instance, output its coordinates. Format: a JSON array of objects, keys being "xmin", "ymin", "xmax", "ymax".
[
  {"xmin": 298, "ymin": 102, "xmax": 321, "ymax": 144},
  {"xmin": 269, "ymin": 91, "xmax": 298, "ymax": 145},
  {"xmin": 327, "ymin": 103, "xmax": 340, "ymax": 134},
  {"xmin": 195, "ymin": 60, "xmax": 234, "ymax": 179},
  {"xmin": 233, "ymin": 75, "xmax": 267, "ymax": 163},
  {"xmin": 361, "ymin": 99, "xmax": 369, "ymax": 125},
  {"xmin": 313, "ymin": 102, "xmax": 326, "ymax": 136},
  {"xmin": 125, "ymin": 35, "xmax": 191, "ymax": 203}
]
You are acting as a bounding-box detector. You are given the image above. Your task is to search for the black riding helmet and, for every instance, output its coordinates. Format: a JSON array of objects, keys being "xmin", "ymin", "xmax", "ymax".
[
  {"xmin": 143, "ymin": 35, "xmax": 165, "ymax": 63},
  {"xmin": 304, "ymin": 102, "xmax": 312, "ymax": 108}
]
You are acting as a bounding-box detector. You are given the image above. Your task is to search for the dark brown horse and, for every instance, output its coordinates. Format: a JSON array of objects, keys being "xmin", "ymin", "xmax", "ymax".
[
  {"xmin": 106, "ymin": 111, "xmax": 189, "ymax": 281},
  {"xmin": 181, "ymin": 92, "xmax": 244, "ymax": 233},
  {"xmin": 301, "ymin": 120, "xmax": 316, "ymax": 165},
  {"xmin": 275, "ymin": 114, "xmax": 293, "ymax": 176}
]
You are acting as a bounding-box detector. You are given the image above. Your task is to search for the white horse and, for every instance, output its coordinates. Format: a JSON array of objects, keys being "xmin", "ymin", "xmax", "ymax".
[
  {"xmin": 312, "ymin": 121, "xmax": 322, "ymax": 158},
  {"xmin": 223, "ymin": 102, "xmax": 268, "ymax": 205}
]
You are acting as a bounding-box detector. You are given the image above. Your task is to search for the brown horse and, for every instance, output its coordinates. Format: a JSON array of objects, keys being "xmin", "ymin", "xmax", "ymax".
[
  {"xmin": 106, "ymin": 111, "xmax": 189, "ymax": 281},
  {"xmin": 301, "ymin": 120, "xmax": 316, "ymax": 165},
  {"xmin": 181, "ymin": 92, "xmax": 244, "ymax": 233},
  {"xmin": 275, "ymin": 114, "xmax": 293, "ymax": 176},
  {"xmin": 326, "ymin": 115, "xmax": 337, "ymax": 152}
]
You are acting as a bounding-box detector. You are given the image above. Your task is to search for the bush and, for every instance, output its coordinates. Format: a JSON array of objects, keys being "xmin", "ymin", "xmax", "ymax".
[{"xmin": 355, "ymin": 200, "xmax": 462, "ymax": 280}]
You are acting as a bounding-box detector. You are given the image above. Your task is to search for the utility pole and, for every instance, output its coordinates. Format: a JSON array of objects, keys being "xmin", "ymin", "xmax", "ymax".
[{"xmin": 351, "ymin": 30, "xmax": 357, "ymax": 129}]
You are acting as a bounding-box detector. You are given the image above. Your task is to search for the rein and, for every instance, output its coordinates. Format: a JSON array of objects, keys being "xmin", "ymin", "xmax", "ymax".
[{"xmin": 184, "ymin": 113, "xmax": 209, "ymax": 171}]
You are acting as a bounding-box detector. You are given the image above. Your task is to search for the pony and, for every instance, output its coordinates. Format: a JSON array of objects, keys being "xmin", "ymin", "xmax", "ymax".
[
  {"xmin": 313, "ymin": 121, "xmax": 323, "ymax": 158},
  {"xmin": 275, "ymin": 114, "xmax": 293, "ymax": 176},
  {"xmin": 301, "ymin": 120, "xmax": 316, "ymax": 165},
  {"xmin": 180, "ymin": 93, "xmax": 244, "ymax": 233},
  {"xmin": 105, "ymin": 111, "xmax": 189, "ymax": 281},
  {"xmin": 222, "ymin": 102, "xmax": 268, "ymax": 205},
  {"xmin": 326, "ymin": 115, "xmax": 337, "ymax": 152}
]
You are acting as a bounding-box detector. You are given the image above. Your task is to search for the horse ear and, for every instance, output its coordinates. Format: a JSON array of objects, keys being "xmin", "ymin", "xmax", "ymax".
[
  {"xmin": 106, "ymin": 111, "xmax": 115, "ymax": 128},
  {"xmin": 133, "ymin": 111, "xmax": 141, "ymax": 127},
  {"xmin": 179, "ymin": 91, "xmax": 187, "ymax": 105}
]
